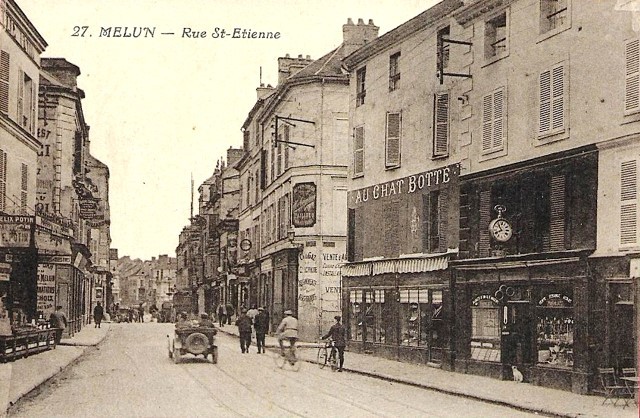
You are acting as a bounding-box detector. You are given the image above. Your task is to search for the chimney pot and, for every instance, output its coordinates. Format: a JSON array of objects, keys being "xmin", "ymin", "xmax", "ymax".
[
  {"xmin": 306, "ymin": 55, "xmax": 310, "ymax": 59},
  {"xmin": 357, "ymin": 18, "xmax": 365, "ymax": 25},
  {"xmin": 368, "ymin": 19, "xmax": 375, "ymax": 25},
  {"xmin": 298, "ymin": 54, "xmax": 303, "ymax": 58},
  {"xmin": 347, "ymin": 18, "xmax": 354, "ymax": 25},
  {"xmin": 285, "ymin": 53, "xmax": 290, "ymax": 58}
]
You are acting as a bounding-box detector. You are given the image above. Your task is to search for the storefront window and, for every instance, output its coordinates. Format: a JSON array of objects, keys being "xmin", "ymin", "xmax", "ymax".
[
  {"xmin": 471, "ymin": 297, "xmax": 501, "ymax": 362},
  {"xmin": 536, "ymin": 292, "xmax": 573, "ymax": 368},
  {"xmin": 399, "ymin": 289, "xmax": 429, "ymax": 346},
  {"xmin": 363, "ymin": 290, "xmax": 386, "ymax": 343},
  {"xmin": 349, "ymin": 290, "xmax": 363, "ymax": 341}
]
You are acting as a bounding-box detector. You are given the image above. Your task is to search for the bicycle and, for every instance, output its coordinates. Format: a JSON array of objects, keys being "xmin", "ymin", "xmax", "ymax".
[
  {"xmin": 317, "ymin": 338, "xmax": 338, "ymax": 371},
  {"xmin": 274, "ymin": 338, "xmax": 300, "ymax": 371}
]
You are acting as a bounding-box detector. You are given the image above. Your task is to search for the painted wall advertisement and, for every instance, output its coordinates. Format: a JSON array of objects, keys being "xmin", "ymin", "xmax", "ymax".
[
  {"xmin": 0, "ymin": 215, "xmax": 34, "ymax": 247},
  {"xmin": 37, "ymin": 263, "xmax": 56, "ymax": 315},
  {"xmin": 292, "ymin": 182, "xmax": 316, "ymax": 227}
]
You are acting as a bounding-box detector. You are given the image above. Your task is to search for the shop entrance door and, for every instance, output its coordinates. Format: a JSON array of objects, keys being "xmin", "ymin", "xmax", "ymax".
[
  {"xmin": 501, "ymin": 301, "xmax": 533, "ymax": 379},
  {"xmin": 612, "ymin": 303, "xmax": 634, "ymax": 369}
]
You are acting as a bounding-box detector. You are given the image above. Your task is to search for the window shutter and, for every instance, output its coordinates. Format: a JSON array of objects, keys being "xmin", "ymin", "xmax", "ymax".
[
  {"xmin": 0, "ymin": 149, "xmax": 6, "ymax": 212},
  {"xmin": 17, "ymin": 70, "xmax": 23, "ymax": 126},
  {"xmin": 20, "ymin": 163, "xmax": 27, "ymax": 214},
  {"xmin": 260, "ymin": 150, "xmax": 267, "ymax": 189},
  {"xmin": 621, "ymin": 160, "xmax": 638, "ymax": 246},
  {"xmin": 30, "ymin": 78, "xmax": 36, "ymax": 133},
  {"xmin": 539, "ymin": 69, "xmax": 551, "ymax": 135},
  {"xmin": 493, "ymin": 88, "xmax": 504, "ymax": 150},
  {"xmin": 549, "ymin": 174, "xmax": 566, "ymax": 251},
  {"xmin": 284, "ymin": 125, "xmax": 290, "ymax": 169},
  {"xmin": 626, "ymin": 39, "xmax": 640, "ymax": 113},
  {"xmin": 482, "ymin": 94, "xmax": 493, "ymax": 152},
  {"xmin": 353, "ymin": 126, "xmax": 364, "ymax": 175},
  {"xmin": 434, "ymin": 93, "xmax": 449, "ymax": 157},
  {"xmin": 539, "ymin": 64, "xmax": 565, "ymax": 136},
  {"xmin": 479, "ymin": 190, "xmax": 491, "ymax": 257},
  {"xmin": 0, "ymin": 51, "xmax": 8, "ymax": 114},
  {"xmin": 438, "ymin": 188, "xmax": 449, "ymax": 252},
  {"xmin": 385, "ymin": 112, "xmax": 401, "ymax": 167}
]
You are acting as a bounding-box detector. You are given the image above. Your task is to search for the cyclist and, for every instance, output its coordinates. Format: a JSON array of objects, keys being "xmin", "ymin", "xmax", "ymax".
[
  {"xmin": 321, "ymin": 315, "xmax": 347, "ymax": 372},
  {"xmin": 276, "ymin": 309, "xmax": 298, "ymax": 357}
]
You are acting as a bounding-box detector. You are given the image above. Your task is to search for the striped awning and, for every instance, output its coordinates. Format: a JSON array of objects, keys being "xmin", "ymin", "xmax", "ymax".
[
  {"xmin": 396, "ymin": 256, "xmax": 448, "ymax": 273},
  {"xmin": 372, "ymin": 260, "xmax": 397, "ymax": 275},
  {"xmin": 341, "ymin": 263, "xmax": 372, "ymax": 277}
]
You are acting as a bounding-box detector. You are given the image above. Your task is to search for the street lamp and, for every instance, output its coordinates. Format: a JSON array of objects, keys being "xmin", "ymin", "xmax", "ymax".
[{"xmin": 287, "ymin": 228, "xmax": 303, "ymax": 249}]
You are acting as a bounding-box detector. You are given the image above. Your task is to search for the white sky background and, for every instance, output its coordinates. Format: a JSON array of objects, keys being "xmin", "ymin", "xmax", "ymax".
[{"xmin": 18, "ymin": 0, "xmax": 439, "ymax": 260}]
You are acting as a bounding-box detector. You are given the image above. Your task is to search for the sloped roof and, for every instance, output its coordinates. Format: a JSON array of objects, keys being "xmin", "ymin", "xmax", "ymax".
[{"xmin": 289, "ymin": 44, "xmax": 346, "ymax": 80}]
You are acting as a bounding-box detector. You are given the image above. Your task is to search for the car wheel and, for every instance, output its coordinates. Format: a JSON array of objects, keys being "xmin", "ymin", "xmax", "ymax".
[
  {"xmin": 184, "ymin": 332, "xmax": 208, "ymax": 355},
  {"xmin": 211, "ymin": 346, "xmax": 218, "ymax": 364}
]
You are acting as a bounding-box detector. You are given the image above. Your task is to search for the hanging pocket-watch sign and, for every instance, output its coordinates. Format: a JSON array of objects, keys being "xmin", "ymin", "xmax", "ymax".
[{"xmin": 488, "ymin": 204, "xmax": 513, "ymax": 242}]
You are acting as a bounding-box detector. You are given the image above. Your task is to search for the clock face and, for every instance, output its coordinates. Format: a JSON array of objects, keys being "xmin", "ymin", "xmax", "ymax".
[{"xmin": 490, "ymin": 219, "xmax": 513, "ymax": 242}]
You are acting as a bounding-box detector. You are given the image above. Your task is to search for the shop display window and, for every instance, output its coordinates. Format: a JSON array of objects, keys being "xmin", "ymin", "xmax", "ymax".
[
  {"xmin": 536, "ymin": 293, "xmax": 573, "ymax": 368},
  {"xmin": 399, "ymin": 289, "xmax": 429, "ymax": 346},
  {"xmin": 470, "ymin": 299, "xmax": 501, "ymax": 362},
  {"xmin": 363, "ymin": 290, "xmax": 389, "ymax": 343},
  {"xmin": 349, "ymin": 290, "xmax": 363, "ymax": 341}
]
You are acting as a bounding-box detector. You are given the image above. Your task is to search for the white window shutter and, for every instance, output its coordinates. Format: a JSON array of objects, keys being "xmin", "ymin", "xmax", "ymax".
[
  {"xmin": 386, "ymin": 112, "xmax": 401, "ymax": 167},
  {"xmin": 551, "ymin": 65, "xmax": 564, "ymax": 131},
  {"xmin": 493, "ymin": 88, "xmax": 504, "ymax": 150},
  {"xmin": 17, "ymin": 69, "xmax": 23, "ymax": 126},
  {"xmin": 0, "ymin": 51, "xmax": 8, "ymax": 115},
  {"xmin": 354, "ymin": 126, "xmax": 364, "ymax": 175},
  {"xmin": 482, "ymin": 94, "xmax": 493, "ymax": 152},
  {"xmin": 626, "ymin": 39, "xmax": 640, "ymax": 113},
  {"xmin": 434, "ymin": 93, "xmax": 449, "ymax": 157},
  {"xmin": 539, "ymin": 70, "xmax": 551, "ymax": 135},
  {"xmin": 621, "ymin": 160, "xmax": 638, "ymax": 246}
]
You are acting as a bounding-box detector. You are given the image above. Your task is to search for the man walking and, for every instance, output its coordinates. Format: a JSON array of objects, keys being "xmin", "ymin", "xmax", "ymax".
[
  {"xmin": 138, "ymin": 304, "xmax": 144, "ymax": 323},
  {"xmin": 254, "ymin": 306, "xmax": 269, "ymax": 354},
  {"xmin": 235, "ymin": 308, "xmax": 252, "ymax": 353},
  {"xmin": 49, "ymin": 305, "xmax": 68, "ymax": 345},
  {"xmin": 93, "ymin": 301, "xmax": 104, "ymax": 328},
  {"xmin": 217, "ymin": 303, "xmax": 226, "ymax": 327},
  {"xmin": 322, "ymin": 315, "xmax": 347, "ymax": 372}
]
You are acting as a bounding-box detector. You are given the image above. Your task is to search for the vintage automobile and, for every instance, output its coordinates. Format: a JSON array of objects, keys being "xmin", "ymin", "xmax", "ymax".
[{"xmin": 168, "ymin": 323, "xmax": 218, "ymax": 364}]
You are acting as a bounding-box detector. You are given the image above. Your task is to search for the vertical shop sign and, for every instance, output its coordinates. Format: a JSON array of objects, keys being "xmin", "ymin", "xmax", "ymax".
[
  {"xmin": 37, "ymin": 263, "xmax": 56, "ymax": 315},
  {"xmin": 292, "ymin": 182, "xmax": 316, "ymax": 227}
]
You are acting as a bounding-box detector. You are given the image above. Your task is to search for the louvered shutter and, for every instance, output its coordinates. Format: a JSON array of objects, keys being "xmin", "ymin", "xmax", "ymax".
[
  {"xmin": 17, "ymin": 70, "xmax": 23, "ymax": 127},
  {"xmin": 621, "ymin": 160, "xmax": 638, "ymax": 246},
  {"xmin": 20, "ymin": 163, "xmax": 27, "ymax": 214},
  {"xmin": 434, "ymin": 93, "xmax": 449, "ymax": 157},
  {"xmin": 30, "ymin": 78, "xmax": 36, "ymax": 133},
  {"xmin": 493, "ymin": 89, "xmax": 504, "ymax": 150},
  {"xmin": 539, "ymin": 64, "xmax": 565, "ymax": 136},
  {"xmin": 438, "ymin": 188, "xmax": 449, "ymax": 252},
  {"xmin": 479, "ymin": 190, "xmax": 491, "ymax": 257},
  {"xmin": 0, "ymin": 149, "xmax": 6, "ymax": 212},
  {"xmin": 0, "ymin": 51, "xmax": 8, "ymax": 114},
  {"xmin": 626, "ymin": 39, "xmax": 640, "ymax": 113},
  {"xmin": 353, "ymin": 126, "xmax": 364, "ymax": 175},
  {"xmin": 549, "ymin": 174, "xmax": 566, "ymax": 251},
  {"xmin": 482, "ymin": 94, "xmax": 493, "ymax": 152},
  {"xmin": 386, "ymin": 112, "xmax": 401, "ymax": 167},
  {"xmin": 284, "ymin": 125, "xmax": 290, "ymax": 169}
]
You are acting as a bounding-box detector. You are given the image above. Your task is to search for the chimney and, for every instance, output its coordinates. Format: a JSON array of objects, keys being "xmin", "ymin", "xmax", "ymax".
[
  {"xmin": 256, "ymin": 83, "xmax": 275, "ymax": 100},
  {"xmin": 277, "ymin": 53, "xmax": 313, "ymax": 85},
  {"xmin": 342, "ymin": 18, "xmax": 379, "ymax": 56},
  {"xmin": 41, "ymin": 58, "xmax": 81, "ymax": 89},
  {"xmin": 226, "ymin": 147, "xmax": 244, "ymax": 167}
]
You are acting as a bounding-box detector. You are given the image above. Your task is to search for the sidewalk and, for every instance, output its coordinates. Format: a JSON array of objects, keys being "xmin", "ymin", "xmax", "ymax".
[
  {"xmin": 218, "ymin": 326, "xmax": 637, "ymax": 418},
  {"xmin": 0, "ymin": 323, "xmax": 110, "ymax": 416}
]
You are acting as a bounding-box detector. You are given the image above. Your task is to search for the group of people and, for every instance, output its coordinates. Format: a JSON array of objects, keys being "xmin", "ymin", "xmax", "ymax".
[{"xmin": 235, "ymin": 305, "xmax": 270, "ymax": 353}]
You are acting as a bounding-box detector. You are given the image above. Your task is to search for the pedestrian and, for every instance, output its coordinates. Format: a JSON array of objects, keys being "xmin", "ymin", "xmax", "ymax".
[
  {"xmin": 199, "ymin": 313, "xmax": 216, "ymax": 328},
  {"xmin": 138, "ymin": 304, "xmax": 144, "ymax": 323},
  {"xmin": 322, "ymin": 315, "xmax": 347, "ymax": 372},
  {"xmin": 128, "ymin": 307, "xmax": 134, "ymax": 323},
  {"xmin": 235, "ymin": 308, "xmax": 252, "ymax": 353},
  {"xmin": 226, "ymin": 303, "xmax": 234, "ymax": 325},
  {"xmin": 254, "ymin": 306, "xmax": 269, "ymax": 354},
  {"xmin": 217, "ymin": 304, "xmax": 226, "ymax": 327},
  {"xmin": 49, "ymin": 305, "xmax": 68, "ymax": 345},
  {"xmin": 93, "ymin": 301, "xmax": 104, "ymax": 328}
]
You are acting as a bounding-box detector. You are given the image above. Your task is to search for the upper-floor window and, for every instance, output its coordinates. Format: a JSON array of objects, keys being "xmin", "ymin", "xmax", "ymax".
[
  {"xmin": 437, "ymin": 26, "xmax": 450, "ymax": 71},
  {"xmin": 538, "ymin": 63, "xmax": 566, "ymax": 138},
  {"xmin": 356, "ymin": 67, "xmax": 366, "ymax": 106},
  {"xmin": 433, "ymin": 93, "xmax": 449, "ymax": 158},
  {"xmin": 385, "ymin": 112, "xmax": 401, "ymax": 168},
  {"xmin": 540, "ymin": 0, "xmax": 569, "ymax": 35},
  {"xmin": 243, "ymin": 129, "xmax": 250, "ymax": 151},
  {"xmin": 0, "ymin": 149, "xmax": 6, "ymax": 212},
  {"xmin": 17, "ymin": 71, "xmax": 35, "ymax": 134},
  {"xmin": 0, "ymin": 51, "xmax": 8, "ymax": 115},
  {"xmin": 620, "ymin": 159, "xmax": 638, "ymax": 247},
  {"xmin": 625, "ymin": 39, "xmax": 640, "ymax": 115},
  {"xmin": 254, "ymin": 167, "xmax": 260, "ymax": 202},
  {"xmin": 482, "ymin": 87, "xmax": 506, "ymax": 154},
  {"xmin": 389, "ymin": 52, "xmax": 400, "ymax": 91},
  {"xmin": 485, "ymin": 11, "xmax": 508, "ymax": 61},
  {"xmin": 353, "ymin": 126, "xmax": 364, "ymax": 176}
]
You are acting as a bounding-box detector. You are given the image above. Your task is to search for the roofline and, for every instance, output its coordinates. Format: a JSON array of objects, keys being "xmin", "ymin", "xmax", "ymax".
[{"xmin": 8, "ymin": 0, "xmax": 48, "ymax": 52}]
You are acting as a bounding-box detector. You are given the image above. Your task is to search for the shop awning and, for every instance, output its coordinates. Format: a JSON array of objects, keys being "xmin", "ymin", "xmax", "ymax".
[
  {"xmin": 341, "ymin": 263, "xmax": 372, "ymax": 277},
  {"xmin": 342, "ymin": 251, "xmax": 453, "ymax": 277}
]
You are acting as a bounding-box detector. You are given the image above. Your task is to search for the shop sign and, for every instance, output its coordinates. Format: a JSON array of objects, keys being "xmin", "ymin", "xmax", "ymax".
[
  {"xmin": 348, "ymin": 163, "xmax": 460, "ymax": 208},
  {"xmin": 292, "ymin": 182, "xmax": 316, "ymax": 227},
  {"xmin": 0, "ymin": 215, "xmax": 34, "ymax": 247},
  {"xmin": 39, "ymin": 255, "xmax": 72, "ymax": 264},
  {"xmin": 0, "ymin": 262, "xmax": 11, "ymax": 281},
  {"xmin": 78, "ymin": 198, "xmax": 101, "ymax": 219},
  {"xmin": 37, "ymin": 263, "xmax": 56, "ymax": 314},
  {"xmin": 472, "ymin": 294, "xmax": 500, "ymax": 306},
  {"xmin": 538, "ymin": 293, "xmax": 572, "ymax": 307}
]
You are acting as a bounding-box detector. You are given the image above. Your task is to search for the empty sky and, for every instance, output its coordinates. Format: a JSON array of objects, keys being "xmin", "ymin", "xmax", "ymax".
[{"xmin": 18, "ymin": 0, "xmax": 439, "ymax": 259}]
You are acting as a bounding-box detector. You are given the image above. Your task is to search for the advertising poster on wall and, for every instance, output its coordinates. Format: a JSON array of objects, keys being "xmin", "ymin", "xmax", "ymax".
[{"xmin": 36, "ymin": 263, "xmax": 56, "ymax": 315}]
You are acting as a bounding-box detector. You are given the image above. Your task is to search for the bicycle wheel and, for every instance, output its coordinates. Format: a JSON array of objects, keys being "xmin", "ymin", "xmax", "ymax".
[
  {"xmin": 329, "ymin": 348, "xmax": 338, "ymax": 371},
  {"xmin": 289, "ymin": 351, "xmax": 301, "ymax": 372},
  {"xmin": 317, "ymin": 346, "xmax": 328, "ymax": 369}
]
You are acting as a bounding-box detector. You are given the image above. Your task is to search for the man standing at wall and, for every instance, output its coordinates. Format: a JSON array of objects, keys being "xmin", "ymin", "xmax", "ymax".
[
  {"xmin": 236, "ymin": 308, "xmax": 252, "ymax": 353},
  {"xmin": 49, "ymin": 306, "xmax": 68, "ymax": 344},
  {"xmin": 93, "ymin": 302, "xmax": 104, "ymax": 328}
]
